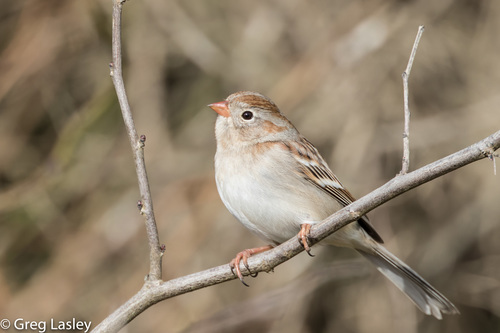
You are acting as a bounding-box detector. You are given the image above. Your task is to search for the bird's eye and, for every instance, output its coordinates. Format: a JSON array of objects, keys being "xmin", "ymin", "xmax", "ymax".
[{"xmin": 241, "ymin": 111, "xmax": 253, "ymax": 120}]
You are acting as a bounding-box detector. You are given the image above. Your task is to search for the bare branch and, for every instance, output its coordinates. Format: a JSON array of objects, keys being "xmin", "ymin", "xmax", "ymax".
[
  {"xmin": 97, "ymin": 5, "xmax": 499, "ymax": 332},
  {"xmin": 92, "ymin": 129, "xmax": 500, "ymax": 333},
  {"xmin": 110, "ymin": 0, "xmax": 162, "ymax": 281},
  {"xmin": 401, "ymin": 25, "xmax": 425, "ymax": 174}
]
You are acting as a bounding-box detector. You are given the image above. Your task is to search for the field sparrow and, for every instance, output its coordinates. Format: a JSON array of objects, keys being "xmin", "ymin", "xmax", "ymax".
[{"xmin": 209, "ymin": 91, "xmax": 459, "ymax": 319}]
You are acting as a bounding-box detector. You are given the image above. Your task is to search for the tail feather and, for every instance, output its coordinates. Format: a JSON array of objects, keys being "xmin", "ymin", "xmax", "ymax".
[{"xmin": 358, "ymin": 244, "xmax": 459, "ymax": 319}]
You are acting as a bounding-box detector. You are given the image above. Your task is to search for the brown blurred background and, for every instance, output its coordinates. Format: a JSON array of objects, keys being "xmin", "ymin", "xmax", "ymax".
[{"xmin": 1, "ymin": 0, "xmax": 499, "ymax": 332}]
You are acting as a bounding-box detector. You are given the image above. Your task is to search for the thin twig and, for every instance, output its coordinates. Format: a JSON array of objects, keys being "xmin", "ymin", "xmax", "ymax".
[
  {"xmin": 91, "ymin": 129, "xmax": 500, "ymax": 333},
  {"xmin": 401, "ymin": 25, "xmax": 425, "ymax": 174},
  {"xmin": 110, "ymin": 0, "xmax": 163, "ymax": 281},
  {"xmin": 488, "ymin": 151, "xmax": 498, "ymax": 175}
]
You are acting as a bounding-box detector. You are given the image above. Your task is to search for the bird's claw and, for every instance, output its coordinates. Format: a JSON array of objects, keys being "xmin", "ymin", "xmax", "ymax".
[
  {"xmin": 229, "ymin": 245, "xmax": 273, "ymax": 286},
  {"xmin": 298, "ymin": 223, "xmax": 315, "ymax": 257}
]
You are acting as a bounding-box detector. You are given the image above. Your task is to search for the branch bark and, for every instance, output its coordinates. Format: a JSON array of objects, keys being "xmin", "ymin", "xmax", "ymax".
[
  {"xmin": 95, "ymin": 2, "xmax": 500, "ymax": 332},
  {"xmin": 401, "ymin": 25, "xmax": 425, "ymax": 174},
  {"xmin": 110, "ymin": 0, "xmax": 163, "ymax": 281},
  {"xmin": 91, "ymin": 129, "xmax": 500, "ymax": 333}
]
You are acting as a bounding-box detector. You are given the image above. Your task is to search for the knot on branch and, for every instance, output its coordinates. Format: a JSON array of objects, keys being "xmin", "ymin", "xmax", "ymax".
[
  {"xmin": 138, "ymin": 135, "xmax": 146, "ymax": 148},
  {"xmin": 348, "ymin": 208, "xmax": 363, "ymax": 220}
]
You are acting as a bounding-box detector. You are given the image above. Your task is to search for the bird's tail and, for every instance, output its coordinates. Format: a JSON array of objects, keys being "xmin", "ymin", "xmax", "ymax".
[{"xmin": 357, "ymin": 243, "xmax": 459, "ymax": 319}]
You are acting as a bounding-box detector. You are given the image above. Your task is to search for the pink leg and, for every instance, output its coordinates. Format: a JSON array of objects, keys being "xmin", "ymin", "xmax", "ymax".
[
  {"xmin": 230, "ymin": 245, "xmax": 273, "ymax": 286},
  {"xmin": 298, "ymin": 224, "xmax": 314, "ymax": 257}
]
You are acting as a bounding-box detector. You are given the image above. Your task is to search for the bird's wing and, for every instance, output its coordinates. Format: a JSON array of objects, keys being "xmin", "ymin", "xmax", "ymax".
[{"xmin": 283, "ymin": 137, "xmax": 384, "ymax": 243}]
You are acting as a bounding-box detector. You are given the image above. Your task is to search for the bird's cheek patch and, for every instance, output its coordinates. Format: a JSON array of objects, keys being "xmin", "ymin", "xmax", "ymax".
[{"xmin": 261, "ymin": 120, "xmax": 288, "ymax": 134}]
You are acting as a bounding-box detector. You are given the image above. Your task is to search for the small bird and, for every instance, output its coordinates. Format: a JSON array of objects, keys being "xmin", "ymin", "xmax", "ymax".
[{"xmin": 209, "ymin": 91, "xmax": 459, "ymax": 319}]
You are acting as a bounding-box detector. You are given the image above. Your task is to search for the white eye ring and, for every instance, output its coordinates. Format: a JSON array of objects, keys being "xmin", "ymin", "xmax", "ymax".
[{"xmin": 241, "ymin": 110, "xmax": 254, "ymax": 120}]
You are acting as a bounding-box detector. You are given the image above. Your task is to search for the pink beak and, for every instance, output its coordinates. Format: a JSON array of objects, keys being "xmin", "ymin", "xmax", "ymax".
[{"xmin": 208, "ymin": 101, "xmax": 230, "ymax": 117}]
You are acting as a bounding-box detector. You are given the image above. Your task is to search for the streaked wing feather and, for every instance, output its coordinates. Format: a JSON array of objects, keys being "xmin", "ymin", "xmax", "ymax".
[{"xmin": 287, "ymin": 137, "xmax": 384, "ymax": 244}]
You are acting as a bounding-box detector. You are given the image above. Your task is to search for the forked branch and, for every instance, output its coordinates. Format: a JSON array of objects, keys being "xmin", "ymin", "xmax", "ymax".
[{"xmin": 92, "ymin": 2, "xmax": 500, "ymax": 333}]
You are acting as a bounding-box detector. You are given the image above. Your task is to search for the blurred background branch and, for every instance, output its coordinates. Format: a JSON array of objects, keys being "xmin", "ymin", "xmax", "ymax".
[{"xmin": 1, "ymin": 1, "xmax": 500, "ymax": 332}]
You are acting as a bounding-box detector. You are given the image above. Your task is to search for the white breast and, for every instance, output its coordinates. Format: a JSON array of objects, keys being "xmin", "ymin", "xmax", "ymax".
[{"xmin": 214, "ymin": 142, "xmax": 342, "ymax": 244}]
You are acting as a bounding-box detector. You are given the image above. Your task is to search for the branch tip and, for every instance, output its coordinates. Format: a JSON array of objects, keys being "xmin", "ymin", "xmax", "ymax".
[
  {"xmin": 400, "ymin": 25, "xmax": 425, "ymax": 175},
  {"xmin": 487, "ymin": 151, "xmax": 498, "ymax": 175}
]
